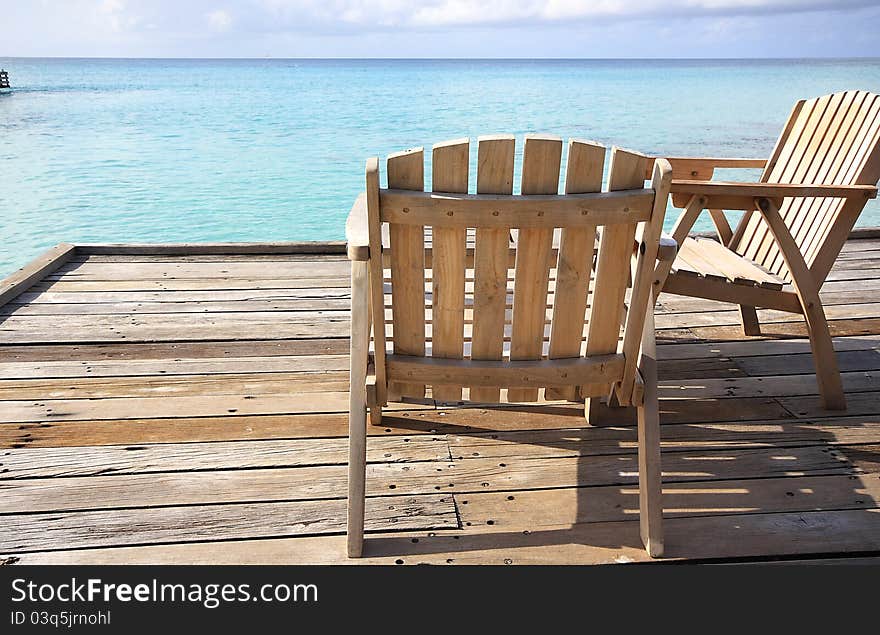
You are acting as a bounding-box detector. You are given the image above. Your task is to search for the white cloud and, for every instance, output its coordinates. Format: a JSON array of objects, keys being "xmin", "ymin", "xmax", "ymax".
[
  {"xmin": 256, "ymin": 0, "xmax": 879, "ymax": 29},
  {"xmin": 207, "ymin": 8, "xmax": 233, "ymax": 31}
]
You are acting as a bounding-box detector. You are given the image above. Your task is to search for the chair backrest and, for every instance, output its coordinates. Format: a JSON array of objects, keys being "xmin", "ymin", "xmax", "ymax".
[
  {"xmin": 365, "ymin": 135, "xmax": 672, "ymax": 405},
  {"xmin": 732, "ymin": 91, "xmax": 880, "ymax": 282}
]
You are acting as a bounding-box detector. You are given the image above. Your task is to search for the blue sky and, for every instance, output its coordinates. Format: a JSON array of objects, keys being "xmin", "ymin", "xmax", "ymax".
[{"xmin": 3, "ymin": 0, "xmax": 880, "ymax": 58}]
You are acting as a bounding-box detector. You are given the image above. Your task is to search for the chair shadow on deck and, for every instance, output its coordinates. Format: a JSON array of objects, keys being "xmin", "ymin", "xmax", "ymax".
[{"xmin": 358, "ymin": 380, "xmax": 880, "ymax": 563}]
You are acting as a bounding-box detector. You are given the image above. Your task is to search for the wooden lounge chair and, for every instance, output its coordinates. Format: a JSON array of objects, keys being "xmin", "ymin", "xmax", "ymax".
[
  {"xmin": 345, "ymin": 135, "xmax": 676, "ymax": 558},
  {"xmin": 656, "ymin": 90, "xmax": 880, "ymax": 410}
]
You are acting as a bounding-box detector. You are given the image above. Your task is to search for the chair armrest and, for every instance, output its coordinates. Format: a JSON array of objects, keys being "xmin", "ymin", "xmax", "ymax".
[
  {"xmin": 671, "ymin": 180, "xmax": 878, "ymax": 209},
  {"xmin": 657, "ymin": 234, "xmax": 678, "ymax": 262},
  {"xmin": 345, "ymin": 192, "xmax": 370, "ymax": 261},
  {"xmin": 646, "ymin": 157, "xmax": 766, "ymax": 180}
]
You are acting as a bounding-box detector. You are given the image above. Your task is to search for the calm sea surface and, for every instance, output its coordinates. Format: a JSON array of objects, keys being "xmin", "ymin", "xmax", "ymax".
[{"xmin": 1, "ymin": 58, "xmax": 879, "ymax": 275}]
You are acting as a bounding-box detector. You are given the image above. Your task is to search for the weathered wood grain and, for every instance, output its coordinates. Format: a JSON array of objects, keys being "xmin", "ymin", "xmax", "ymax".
[
  {"xmin": 0, "ymin": 435, "xmax": 448, "ymax": 479},
  {"xmin": 0, "ymin": 494, "xmax": 458, "ymax": 553}
]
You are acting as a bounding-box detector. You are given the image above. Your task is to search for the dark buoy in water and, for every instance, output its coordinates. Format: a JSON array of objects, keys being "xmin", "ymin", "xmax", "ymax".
[{"xmin": 0, "ymin": 69, "xmax": 10, "ymax": 93}]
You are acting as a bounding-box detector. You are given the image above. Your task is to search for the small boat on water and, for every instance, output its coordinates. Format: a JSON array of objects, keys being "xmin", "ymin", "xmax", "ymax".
[{"xmin": 0, "ymin": 69, "xmax": 11, "ymax": 93}]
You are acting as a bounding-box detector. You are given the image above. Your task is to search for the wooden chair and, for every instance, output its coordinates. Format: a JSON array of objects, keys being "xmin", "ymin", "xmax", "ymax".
[
  {"xmin": 345, "ymin": 135, "xmax": 676, "ymax": 558},
  {"xmin": 656, "ymin": 90, "xmax": 880, "ymax": 410}
]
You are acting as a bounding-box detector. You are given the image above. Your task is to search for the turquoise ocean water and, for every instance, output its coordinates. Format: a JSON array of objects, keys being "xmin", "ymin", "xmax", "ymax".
[{"xmin": 1, "ymin": 58, "xmax": 879, "ymax": 275}]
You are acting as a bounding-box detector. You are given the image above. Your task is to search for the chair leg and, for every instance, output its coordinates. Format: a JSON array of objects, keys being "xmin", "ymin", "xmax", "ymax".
[
  {"xmin": 369, "ymin": 406, "xmax": 383, "ymax": 427},
  {"xmin": 739, "ymin": 305, "xmax": 761, "ymax": 336},
  {"xmin": 347, "ymin": 260, "xmax": 370, "ymax": 558},
  {"xmin": 802, "ymin": 300, "xmax": 846, "ymax": 410},
  {"xmin": 637, "ymin": 293, "xmax": 663, "ymax": 557},
  {"xmin": 584, "ymin": 394, "xmax": 627, "ymax": 427}
]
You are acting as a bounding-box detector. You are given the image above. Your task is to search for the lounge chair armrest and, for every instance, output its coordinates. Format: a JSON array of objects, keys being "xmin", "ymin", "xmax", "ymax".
[
  {"xmin": 670, "ymin": 180, "xmax": 878, "ymax": 209},
  {"xmin": 657, "ymin": 234, "xmax": 678, "ymax": 262},
  {"xmin": 646, "ymin": 157, "xmax": 766, "ymax": 180},
  {"xmin": 345, "ymin": 192, "xmax": 370, "ymax": 261}
]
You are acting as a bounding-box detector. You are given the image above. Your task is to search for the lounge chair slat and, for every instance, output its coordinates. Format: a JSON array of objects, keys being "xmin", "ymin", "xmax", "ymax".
[
  {"xmin": 686, "ymin": 237, "xmax": 783, "ymax": 289},
  {"xmin": 386, "ymin": 147, "xmax": 427, "ymax": 399},
  {"xmin": 386, "ymin": 353, "xmax": 624, "ymax": 388},
  {"xmin": 546, "ymin": 140, "xmax": 604, "ymax": 400},
  {"xmin": 470, "ymin": 135, "xmax": 515, "ymax": 403},
  {"xmin": 753, "ymin": 92, "xmax": 835, "ymax": 270},
  {"xmin": 584, "ymin": 147, "xmax": 646, "ymax": 419},
  {"xmin": 781, "ymin": 90, "xmax": 862, "ymax": 274},
  {"xmin": 508, "ymin": 135, "xmax": 562, "ymax": 402},
  {"xmin": 805, "ymin": 95, "xmax": 880, "ymax": 273},
  {"xmin": 430, "ymin": 139, "xmax": 470, "ymax": 402},
  {"xmin": 738, "ymin": 94, "xmax": 823, "ymax": 265}
]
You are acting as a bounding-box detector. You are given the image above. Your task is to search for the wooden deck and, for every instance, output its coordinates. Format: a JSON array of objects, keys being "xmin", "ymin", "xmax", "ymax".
[{"xmin": 1, "ymin": 237, "xmax": 880, "ymax": 565}]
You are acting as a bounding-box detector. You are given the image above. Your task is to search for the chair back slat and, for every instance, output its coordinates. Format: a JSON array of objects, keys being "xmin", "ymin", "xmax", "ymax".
[
  {"xmin": 546, "ymin": 139, "xmax": 605, "ymax": 400},
  {"xmin": 782, "ymin": 91, "xmax": 863, "ymax": 271},
  {"xmin": 369, "ymin": 136, "xmax": 670, "ymax": 406},
  {"xmin": 386, "ymin": 147, "xmax": 427, "ymax": 398},
  {"xmin": 752, "ymin": 92, "xmax": 838, "ymax": 268},
  {"xmin": 733, "ymin": 91, "xmax": 880, "ymax": 282},
  {"xmin": 470, "ymin": 135, "xmax": 516, "ymax": 403},
  {"xmin": 583, "ymin": 148, "xmax": 648, "ymax": 397},
  {"xmin": 508, "ymin": 135, "xmax": 563, "ymax": 402},
  {"xmin": 804, "ymin": 95, "xmax": 880, "ymax": 271},
  {"xmin": 430, "ymin": 138, "xmax": 470, "ymax": 402}
]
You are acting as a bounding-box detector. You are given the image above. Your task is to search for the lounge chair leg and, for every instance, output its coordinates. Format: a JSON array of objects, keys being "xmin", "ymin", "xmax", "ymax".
[
  {"xmin": 638, "ymin": 293, "xmax": 663, "ymax": 557},
  {"xmin": 369, "ymin": 406, "xmax": 383, "ymax": 427},
  {"xmin": 739, "ymin": 305, "xmax": 761, "ymax": 336},
  {"xmin": 583, "ymin": 397, "xmax": 603, "ymax": 425},
  {"xmin": 347, "ymin": 260, "xmax": 370, "ymax": 558},
  {"xmin": 803, "ymin": 301, "xmax": 846, "ymax": 410},
  {"xmin": 754, "ymin": 197, "xmax": 846, "ymax": 410}
]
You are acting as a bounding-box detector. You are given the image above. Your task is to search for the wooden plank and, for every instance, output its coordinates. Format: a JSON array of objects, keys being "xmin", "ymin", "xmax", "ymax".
[
  {"xmin": 0, "ymin": 495, "xmax": 458, "ymax": 553},
  {"xmin": 662, "ymin": 273, "xmax": 802, "ymax": 314},
  {"xmin": 470, "ymin": 135, "xmax": 515, "ymax": 403},
  {"xmin": 585, "ymin": 148, "xmax": 646, "ymax": 419},
  {"xmin": 10, "ymin": 508, "xmax": 880, "ymax": 565},
  {"xmin": 0, "ymin": 397, "xmax": 813, "ymax": 450},
  {"xmin": 387, "ymin": 353, "xmax": 622, "ymax": 388},
  {"xmin": 675, "ymin": 238, "xmax": 732, "ymax": 281},
  {"xmin": 547, "ymin": 139, "xmax": 604, "ymax": 400},
  {"xmin": 430, "ymin": 138, "xmax": 469, "ymax": 401},
  {"xmin": 49, "ymin": 260, "xmax": 351, "ymax": 281},
  {"xmin": 0, "ymin": 371, "xmax": 350, "ymax": 400},
  {"xmin": 76, "ymin": 242, "xmax": 347, "ymax": 256},
  {"xmin": 683, "ymin": 237, "xmax": 783, "ymax": 288},
  {"xmin": 33, "ymin": 277, "xmax": 352, "ymax": 292},
  {"xmin": 10, "ymin": 288, "xmax": 351, "ymax": 305},
  {"xmin": 0, "ymin": 391, "xmax": 435, "ymax": 423},
  {"xmin": 656, "ymin": 334, "xmax": 880, "ymax": 361},
  {"xmin": 447, "ymin": 420, "xmax": 880, "ymax": 460},
  {"xmin": 0, "ymin": 243, "xmax": 76, "ymax": 308},
  {"xmin": 0, "ymin": 312, "xmax": 352, "ymax": 344},
  {"xmin": 4, "ymin": 445, "xmax": 876, "ymax": 515},
  {"xmin": 387, "ymin": 147, "xmax": 427, "ymax": 398},
  {"xmin": 2, "ymin": 298, "xmax": 352, "ymax": 315},
  {"xmin": 509, "ymin": 135, "xmax": 562, "ymax": 402},
  {"xmin": 457, "ymin": 473, "xmax": 880, "ymax": 528},
  {"xmin": 0, "ymin": 338, "xmax": 350, "ymax": 364},
  {"xmin": 0, "ymin": 436, "xmax": 449, "ymax": 479},
  {"xmin": 0, "ymin": 355, "xmax": 348, "ymax": 380},
  {"xmin": 380, "ymin": 189, "xmax": 652, "ymax": 227}
]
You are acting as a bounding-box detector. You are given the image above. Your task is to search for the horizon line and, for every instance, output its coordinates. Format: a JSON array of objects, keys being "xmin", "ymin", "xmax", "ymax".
[{"xmin": 2, "ymin": 55, "xmax": 880, "ymax": 61}]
